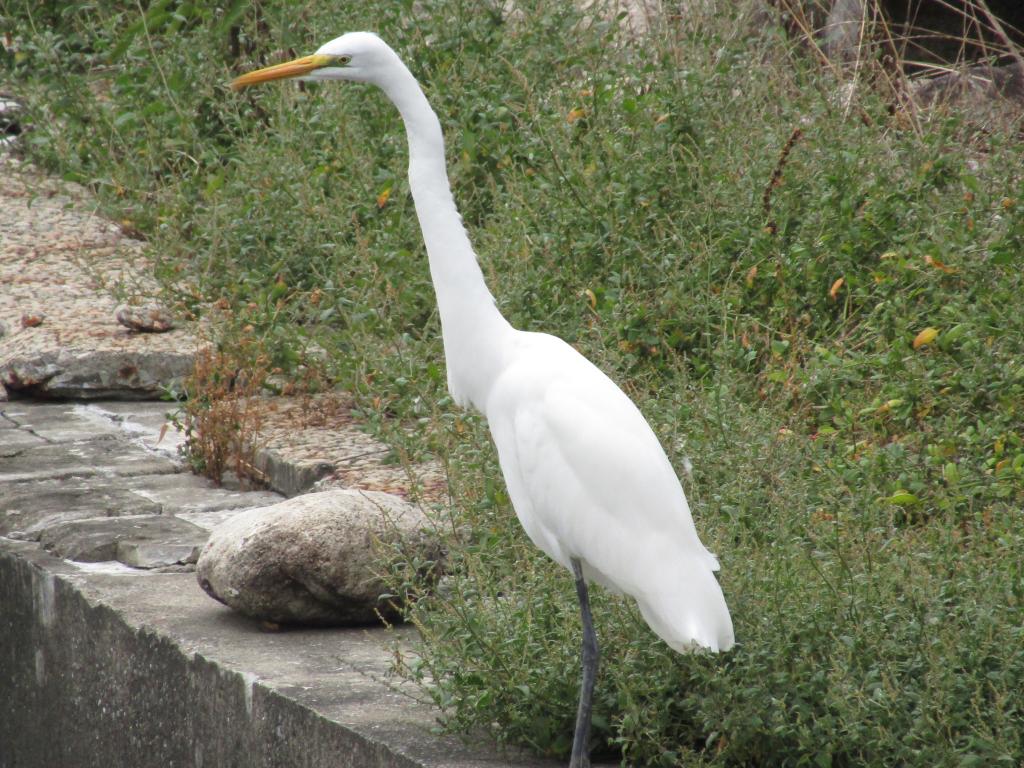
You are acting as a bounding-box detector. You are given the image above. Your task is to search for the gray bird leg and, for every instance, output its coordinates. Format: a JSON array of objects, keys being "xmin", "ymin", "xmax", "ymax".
[{"xmin": 569, "ymin": 557, "xmax": 599, "ymax": 768}]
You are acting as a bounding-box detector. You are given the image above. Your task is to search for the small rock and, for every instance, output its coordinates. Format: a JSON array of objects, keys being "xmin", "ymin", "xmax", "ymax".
[
  {"xmin": 196, "ymin": 489, "xmax": 443, "ymax": 626},
  {"xmin": 116, "ymin": 304, "xmax": 176, "ymax": 333},
  {"xmin": 20, "ymin": 313, "xmax": 44, "ymax": 328},
  {"xmin": 0, "ymin": 95, "xmax": 22, "ymax": 117},
  {"xmin": 0, "ymin": 95, "xmax": 22, "ymax": 149}
]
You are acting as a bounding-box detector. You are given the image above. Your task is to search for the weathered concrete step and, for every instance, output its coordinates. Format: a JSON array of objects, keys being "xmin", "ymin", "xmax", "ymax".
[
  {"xmin": 0, "ymin": 473, "xmax": 284, "ymax": 539},
  {"xmin": 0, "ymin": 400, "xmax": 186, "ymax": 485},
  {"xmin": 38, "ymin": 514, "xmax": 208, "ymax": 568},
  {"xmin": 0, "ymin": 480, "xmax": 164, "ymax": 538},
  {"xmin": 0, "ymin": 400, "xmax": 181, "ymax": 447},
  {"xmin": 0, "ymin": 540, "xmax": 553, "ymax": 768},
  {"xmin": 0, "ymin": 400, "xmax": 286, "ymax": 573},
  {"xmin": 0, "ymin": 436, "xmax": 179, "ymax": 483}
]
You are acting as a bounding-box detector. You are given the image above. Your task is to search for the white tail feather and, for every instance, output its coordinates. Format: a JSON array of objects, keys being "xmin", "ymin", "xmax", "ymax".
[{"xmin": 634, "ymin": 558, "xmax": 734, "ymax": 653}]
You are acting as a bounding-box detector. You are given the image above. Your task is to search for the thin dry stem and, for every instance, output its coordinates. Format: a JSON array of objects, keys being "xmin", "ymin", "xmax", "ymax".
[{"xmin": 762, "ymin": 126, "xmax": 804, "ymax": 234}]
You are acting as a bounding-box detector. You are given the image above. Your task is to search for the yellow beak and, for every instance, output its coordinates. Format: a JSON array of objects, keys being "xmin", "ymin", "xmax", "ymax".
[{"xmin": 231, "ymin": 54, "xmax": 336, "ymax": 91}]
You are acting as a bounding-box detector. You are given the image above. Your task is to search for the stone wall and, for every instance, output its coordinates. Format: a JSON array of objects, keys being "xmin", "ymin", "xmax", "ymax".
[
  {"xmin": 0, "ymin": 540, "xmax": 548, "ymax": 768},
  {"xmin": 0, "ymin": 545, "xmax": 396, "ymax": 768}
]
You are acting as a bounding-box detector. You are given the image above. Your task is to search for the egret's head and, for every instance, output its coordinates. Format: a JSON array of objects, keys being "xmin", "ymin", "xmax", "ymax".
[{"xmin": 231, "ymin": 32, "xmax": 397, "ymax": 91}]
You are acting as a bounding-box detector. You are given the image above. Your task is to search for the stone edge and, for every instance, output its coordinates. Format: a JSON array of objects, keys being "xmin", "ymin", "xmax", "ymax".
[{"xmin": 0, "ymin": 538, "xmax": 548, "ymax": 768}]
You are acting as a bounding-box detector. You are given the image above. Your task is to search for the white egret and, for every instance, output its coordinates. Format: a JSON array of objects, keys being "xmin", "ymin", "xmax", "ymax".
[{"xmin": 232, "ymin": 32, "xmax": 734, "ymax": 767}]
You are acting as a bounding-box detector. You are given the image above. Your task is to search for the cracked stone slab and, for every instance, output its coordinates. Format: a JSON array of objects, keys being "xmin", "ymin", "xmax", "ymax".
[
  {"xmin": 0, "ymin": 155, "xmax": 204, "ymax": 400},
  {"xmin": 121, "ymin": 473, "xmax": 283, "ymax": 516},
  {"xmin": 0, "ymin": 426, "xmax": 46, "ymax": 450},
  {"xmin": 0, "ymin": 436, "xmax": 179, "ymax": 483},
  {"xmin": 0, "ymin": 478, "xmax": 163, "ymax": 540},
  {"xmin": 176, "ymin": 507, "xmax": 271, "ymax": 532},
  {"xmin": 0, "ymin": 470, "xmax": 282, "ymax": 542},
  {"xmin": 80, "ymin": 399, "xmax": 184, "ymax": 434},
  {"xmin": 0, "ymin": 399, "xmax": 187, "ymax": 484},
  {"xmin": 1, "ymin": 401, "xmax": 129, "ymax": 442},
  {"xmin": 69, "ymin": 401, "xmax": 187, "ymax": 456},
  {"xmin": 38, "ymin": 514, "xmax": 208, "ymax": 568}
]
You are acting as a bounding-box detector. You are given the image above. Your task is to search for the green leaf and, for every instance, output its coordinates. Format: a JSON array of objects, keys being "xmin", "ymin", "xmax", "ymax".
[
  {"xmin": 943, "ymin": 462, "xmax": 960, "ymax": 485},
  {"xmin": 886, "ymin": 490, "xmax": 920, "ymax": 506},
  {"xmin": 938, "ymin": 323, "xmax": 968, "ymax": 350}
]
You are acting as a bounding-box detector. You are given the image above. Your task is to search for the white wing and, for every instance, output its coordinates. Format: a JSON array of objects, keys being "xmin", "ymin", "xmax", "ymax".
[{"xmin": 486, "ymin": 331, "xmax": 734, "ymax": 652}]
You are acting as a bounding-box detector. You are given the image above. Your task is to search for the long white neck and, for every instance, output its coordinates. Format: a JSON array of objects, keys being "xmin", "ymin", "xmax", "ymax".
[{"xmin": 377, "ymin": 57, "xmax": 513, "ymax": 411}]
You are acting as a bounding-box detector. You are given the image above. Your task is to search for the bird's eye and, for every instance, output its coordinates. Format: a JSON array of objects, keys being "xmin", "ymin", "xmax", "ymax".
[{"xmin": 336, "ymin": 55, "xmax": 351, "ymax": 65}]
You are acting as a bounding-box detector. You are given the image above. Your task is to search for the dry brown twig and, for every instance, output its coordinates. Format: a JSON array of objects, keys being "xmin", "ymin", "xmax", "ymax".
[{"xmin": 762, "ymin": 126, "xmax": 804, "ymax": 234}]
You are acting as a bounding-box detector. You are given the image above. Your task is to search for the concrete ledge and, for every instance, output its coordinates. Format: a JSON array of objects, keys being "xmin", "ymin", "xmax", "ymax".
[
  {"xmin": 254, "ymin": 446, "xmax": 335, "ymax": 498},
  {"xmin": 0, "ymin": 540, "xmax": 549, "ymax": 768}
]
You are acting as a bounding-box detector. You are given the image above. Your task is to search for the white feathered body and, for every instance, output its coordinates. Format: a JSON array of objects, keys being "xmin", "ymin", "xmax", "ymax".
[{"xmin": 487, "ymin": 331, "xmax": 734, "ymax": 652}]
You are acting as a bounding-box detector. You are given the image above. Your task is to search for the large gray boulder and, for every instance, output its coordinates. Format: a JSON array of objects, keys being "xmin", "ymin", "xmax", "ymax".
[{"xmin": 196, "ymin": 489, "xmax": 442, "ymax": 626}]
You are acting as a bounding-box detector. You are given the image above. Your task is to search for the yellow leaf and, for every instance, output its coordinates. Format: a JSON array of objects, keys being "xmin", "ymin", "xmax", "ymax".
[
  {"xmin": 376, "ymin": 187, "xmax": 392, "ymax": 209},
  {"xmin": 745, "ymin": 265, "xmax": 758, "ymax": 287},
  {"xmin": 566, "ymin": 107, "xmax": 587, "ymax": 124},
  {"xmin": 584, "ymin": 288, "xmax": 597, "ymax": 310},
  {"xmin": 829, "ymin": 277, "xmax": 844, "ymax": 300},
  {"xmin": 912, "ymin": 327, "xmax": 939, "ymax": 349},
  {"xmin": 924, "ymin": 254, "xmax": 956, "ymax": 274}
]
